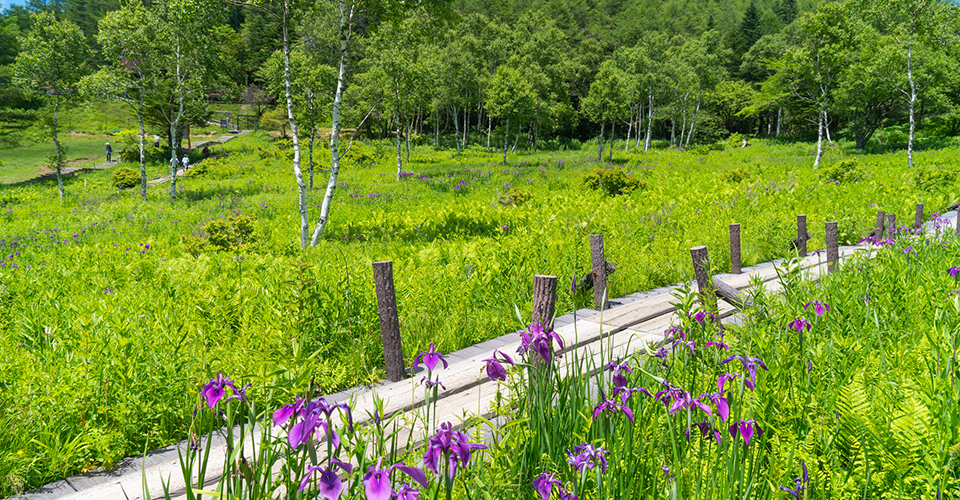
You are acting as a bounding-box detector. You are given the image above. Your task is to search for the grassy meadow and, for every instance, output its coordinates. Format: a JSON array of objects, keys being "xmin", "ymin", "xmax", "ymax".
[{"xmin": 1, "ymin": 131, "xmax": 959, "ymax": 494}]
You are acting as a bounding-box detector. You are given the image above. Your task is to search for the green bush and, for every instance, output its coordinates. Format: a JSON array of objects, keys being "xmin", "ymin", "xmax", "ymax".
[
  {"xmin": 120, "ymin": 145, "xmax": 168, "ymax": 164},
  {"xmin": 498, "ymin": 188, "xmax": 534, "ymax": 207},
  {"xmin": 568, "ymin": 138, "xmax": 582, "ymax": 151},
  {"xmin": 913, "ymin": 164, "xmax": 958, "ymax": 190},
  {"xmin": 724, "ymin": 167, "xmax": 751, "ymax": 183},
  {"xmin": 111, "ymin": 167, "xmax": 140, "ymax": 189},
  {"xmin": 181, "ymin": 214, "xmax": 258, "ymax": 255},
  {"xmin": 581, "ymin": 167, "xmax": 647, "ymax": 196},
  {"xmin": 819, "ymin": 158, "xmax": 866, "ymax": 184}
]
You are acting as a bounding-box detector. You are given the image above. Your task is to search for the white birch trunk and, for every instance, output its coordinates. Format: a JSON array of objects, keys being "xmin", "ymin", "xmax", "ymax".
[
  {"xmin": 138, "ymin": 96, "xmax": 146, "ymax": 201},
  {"xmin": 310, "ymin": 0, "xmax": 351, "ymax": 245},
  {"xmin": 597, "ymin": 121, "xmax": 604, "ymax": 160},
  {"xmin": 52, "ymin": 97, "xmax": 64, "ymax": 201},
  {"xmin": 395, "ymin": 115, "xmax": 402, "ymax": 179},
  {"xmin": 907, "ymin": 39, "xmax": 916, "ymax": 169},
  {"xmin": 625, "ymin": 106, "xmax": 633, "ymax": 152},
  {"xmin": 645, "ymin": 85, "xmax": 654, "ymax": 152},
  {"xmin": 814, "ymin": 107, "xmax": 824, "ymax": 168},
  {"xmin": 280, "ymin": 1, "xmax": 307, "ymax": 248},
  {"xmin": 685, "ymin": 89, "xmax": 701, "ymax": 147},
  {"xmin": 451, "ymin": 105, "xmax": 461, "ymax": 157},
  {"xmin": 609, "ymin": 122, "xmax": 614, "ymax": 161},
  {"xmin": 501, "ymin": 118, "xmax": 508, "ymax": 165},
  {"xmin": 776, "ymin": 108, "xmax": 782, "ymax": 137},
  {"xmin": 308, "ymin": 127, "xmax": 315, "ymax": 189}
]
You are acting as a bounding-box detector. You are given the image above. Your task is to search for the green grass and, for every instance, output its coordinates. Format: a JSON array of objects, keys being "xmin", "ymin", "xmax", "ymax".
[
  {"xmin": 1, "ymin": 132, "xmax": 959, "ymax": 495},
  {"xmin": 0, "ymin": 134, "xmax": 114, "ymax": 184}
]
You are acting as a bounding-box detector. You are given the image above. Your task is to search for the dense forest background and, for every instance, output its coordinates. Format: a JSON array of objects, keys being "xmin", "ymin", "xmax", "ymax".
[{"xmin": 1, "ymin": 0, "xmax": 959, "ymax": 161}]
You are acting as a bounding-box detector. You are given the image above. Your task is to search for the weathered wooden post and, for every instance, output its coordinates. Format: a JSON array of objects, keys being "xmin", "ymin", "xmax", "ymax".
[
  {"xmin": 373, "ymin": 261, "xmax": 405, "ymax": 382},
  {"xmin": 797, "ymin": 214, "xmax": 808, "ymax": 256},
  {"xmin": 826, "ymin": 222, "xmax": 839, "ymax": 274},
  {"xmin": 914, "ymin": 203, "xmax": 924, "ymax": 231},
  {"xmin": 885, "ymin": 214, "xmax": 897, "ymax": 238},
  {"xmin": 730, "ymin": 223, "xmax": 741, "ymax": 274},
  {"xmin": 532, "ymin": 275, "xmax": 557, "ymax": 327},
  {"xmin": 590, "ymin": 234, "xmax": 608, "ymax": 311},
  {"xmin": 873, "ymin": 210, "xmax": 886, "ymax": 238}
]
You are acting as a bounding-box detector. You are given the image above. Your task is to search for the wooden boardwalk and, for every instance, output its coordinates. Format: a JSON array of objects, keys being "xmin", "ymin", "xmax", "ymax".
[{"xmin": 13, "ymin": 244, "xmax": 866, "ymax": 500}]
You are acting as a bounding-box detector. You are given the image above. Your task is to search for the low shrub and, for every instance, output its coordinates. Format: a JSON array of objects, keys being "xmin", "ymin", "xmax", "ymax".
[
  {"xmin": 820, "ymin": 158, "xmax": 866, "ymax": 184},
  {"xmin": 498, "ymin": 188, "xmax": 534, "ymax": 207},
  {"xmin": 913, "ymin": 163, "xmax": 959, "ymax": 190},
  {"xmin": 724, "ymin": 167, "xmax": 751, "ymax": 183},
  {"xmin": 111, "ymin": 167, "xmax": 140, "ymax": 189},
  {"xmin": 581, "ymin": 167, "xmax": 647, "ymax": 196},
  {"xmin": 181, "ymin": 214, "xmax": 258, "ymax": 255}
]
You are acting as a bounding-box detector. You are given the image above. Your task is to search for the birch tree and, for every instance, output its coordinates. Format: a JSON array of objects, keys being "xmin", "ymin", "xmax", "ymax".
[
  {"xmin": 13, "ymin": 11, "xmax": 90, "ymax": 201},
  {"xmin": 486, "ymin": 62, "xmax": 535, "ymax": 165},
  {"xmin": 582, "ymin": 59, "xmax": 628, "ymax": 161},
  {"xmin": 860, "ymin": 0, "xmax": 955, "ymax": 167},
  {"xmin": 80, "ymin": 2, "xmax": 163, "ymax": 201}
]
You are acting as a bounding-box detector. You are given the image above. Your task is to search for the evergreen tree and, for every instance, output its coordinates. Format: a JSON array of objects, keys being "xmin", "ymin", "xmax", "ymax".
[{"xmin": 776, "ymin": 0, "xmax": 797, "ymax": 25}]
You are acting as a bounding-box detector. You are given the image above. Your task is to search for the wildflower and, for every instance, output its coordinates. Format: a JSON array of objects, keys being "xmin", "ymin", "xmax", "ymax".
[
  {"xmin": 692, "ymin": 310, "xmax": 714, "ymax": 324},
  {"xmin": 482, "ymin": 350, "xmax": 515, "ymax": 382},
  {"xmin": 532, "ymin": 472, "xmax": 561, "ymax": 500},
  {"xmin": 593, "ymin": 389, "xmax": 635, "ymax": 422},
  {"xmin": 948, "ymin": 266, "xmax": 960, "ymax": 278},
  {"xmin": 904, "ymin": 246, "xmax": 916, "ymax": 254},
  {"xmin": 788, "ymin": 318, "xmax": 812, "ymax": 336},
  {"xmin": 719, "ymin": 355, "xmax": 768, "ymax": 391},
  {"xmin": 422, "ymin": 422, "xmax": 487, "ymax": 480},
  {"xmin": 299, "ymin": 459, "xmax": 353, "ymax": 498},
  {"xmin": 605, "ymin": 360, "xmax": 633, "ymax": 388},
  {"xmin": 803, "ymin": 300, "xmax": 831, "ymax": 317},
  {"xmin": 413, "ymin": 344, "xmax": 448, "ymax": 372},
  {"xmin": 807, "ymin": 360, "xmax": 814, "ymax": 372},
  {"xmin": 276, "ymin": 397, "xmax": 354, "ymax": 449},
  {"xmin": 716, "ymin": 373, "xmax": 739, "ymax": 395},
  {"xmin": 705, "ymin": 392, "xmax": 730, "ymax": 422},
  {"xmin": 199, "ymin": 373, "xmax": 238, "ymax": 409},
  {"xmin": 500, "ymin": 225, "xmax": 509, "ymax": 234},
  {"xmin": 363, "ymin": 457, "xmax": 428, "ymax": 500},
  {"xmin": 704, "ymin": 340, "xmax": 729, "ymax": 350},
  {"xmin": 566, "ymin": 443, "xmax": 610, "ymax": 473},
  {"xmin": 393, "ymin": 483, "xmax": 420, "ymax": 500},
  {"xmin": 728, "ymin": 419, "xmax": 763, "ymax": 448},
  {"xmin": 518, "ymin": 322, "xmax": 565, "ymax": 363},
  {"xmin": 668, "ymin": 391, "xmax": 712, "ymax": 417},
  {"xmin": 420, "ymin": 377, "xmax": 446, "ymax": 390},
  {"xmin": 779, "ymin": 461, "xmax": 809, "ymax": 499}
]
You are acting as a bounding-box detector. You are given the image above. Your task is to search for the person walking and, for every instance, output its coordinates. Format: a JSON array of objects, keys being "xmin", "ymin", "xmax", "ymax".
[
  {"xmin": 181, "ymin": 155, "xmax": 190, "ymax": 171},
  {"xmin": 154, "ymin": 135, "xmax": 160, "ymax": 148},
  {"xmin": 105, "ymin": 142, "xmax": 113, "ymax": 162}
]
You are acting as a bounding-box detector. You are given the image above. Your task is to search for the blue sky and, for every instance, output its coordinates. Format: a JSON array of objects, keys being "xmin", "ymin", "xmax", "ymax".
[{"xmin": 2, "ymin": 0, "xmax": 28, "ymax": 9}]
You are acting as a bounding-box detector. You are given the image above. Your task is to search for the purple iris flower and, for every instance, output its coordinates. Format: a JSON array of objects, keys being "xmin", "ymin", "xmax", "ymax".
[
  {"xmin": 904, "ymin": 246, "xmax": 916, "ymax": 254},
  {"xmin": 614, "ymin": 386, "xmax": 650, "ymax": 405},
  {"xmin": 719, "ymin": 355, "xmax": 768, "ymax": 391},
  {"xmin": 420, "ymin": 377, "xmax": 446, "ymax": 390},
  {"xmin": 949, "ymin": 266, "xmax": 960, "ymax": 278},
  {"xmin": 199, "ymin": 373, "xmax": 238, "ymax": 409},
  {"xmin": 705, "ymin": 393, "xmax": 730, "ymax": 422},
  {"xmin": 690, "ymin": 419, "xmax": 722, "ymax": 444},
  {"xmin": 413, "ymin": 344, "xmax": 448, "ymax": 372},
  {"xmin": 559, "ymin": 490, "xmax": 578, "ymax": 500},
  {"xmin": 566, "ymin": 443, "xmax": 610, "ymax": 473},
  {"xmin": 298, "ymin": 459, "xmax": 353, "ymax": 498},
  {"xmin": 704, "ymin": 340, "xmax": 729, "ymax": 350},
  {"xmin": 422, "ymin": 422, "xmax": 487, "ymax": 480},
  {"xmin": 532, "ymin": 472, "xmax": 561, "ymax": 500},
  {"xmin": 779, "ymin": 461, "xmax": 809, "ymax": 499},
  {"xmin": 394, "ymin": 483, "xmax": 420, "ymax": 500},
  {"xmin": 692, "ymin": 310, "xmax": 714, "ymax": 324},
  {"xmin": 482, "ymin": 350, "xmax": 515, "ymax": 382},
  {"xmin": 652, "ymin": 380, "xmax": 683, "ymax": 408},
  {"xmin": 807, "ymin": 360, "xmax": 814, "ymax": 372},
  {"xmin": 593, "ymin": 389, "xmax": 635, "ymax": 422},
  {"xmin": 518, "ymin": 322, "xmax": 565, "ymax": 363},
  {"xmin": 606, "ymin": 360, "xmax": 633, "ymax": 388},
  {"xmin": 669, "ymin": 391, "xmax": 712, "ymax": 417},
  {"xmin": 804, "ymin": 300, "xmax": 831, "ymax": 317},
  {"xmin": 728, "ymin": 419, "xmax": 763, "ymax": 448},
  {"xmin": 275, "ymin": 397, "xmax": 354, "ymax": 449},
  {"xmin": 788, "ymin": 318, "xmax": 812, "ymax": 336},
  {"xmin": 363, "ymin": 458, "xmax": 429, "ymax": 500}
]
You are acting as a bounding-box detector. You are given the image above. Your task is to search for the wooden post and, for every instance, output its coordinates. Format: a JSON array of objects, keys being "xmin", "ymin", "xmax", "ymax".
[
  {"xmin": 874, "ymin": 210, "xmax": 886, "ymax": 237},
  {"xmin": 885, "ymin": 214, "xmax": 896, "ymax": 237},
  {"xmin": 532, "ymin": 275, "xmax": 557, "ymax": 327},
  {"xmin": 826, "ymin": 222, "xmax": 839, "ymax": 274},
  {"xmin": 690, "ymin": 246, "xmax": 711, "ymax": 294},
  {"xmin": 730, "ymin": 223, "xmax": 741, "ymax": 274},
  {"xmin": 590, "ymin": 234, "xmax": 608, "ymax": 310},
  {"xmin": 914, "ymin": 203, "xmax": 924, "ymax": 231},
  {"xmin": 797, "ymin": 214, "xmax": 808, "ymax": 256},
  {"xmin": 373, "ymin": 261, "xmax": 405, "ymax": 382}
]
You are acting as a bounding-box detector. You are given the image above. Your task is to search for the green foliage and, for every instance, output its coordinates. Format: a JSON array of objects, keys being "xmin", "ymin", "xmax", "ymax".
[
  {"xmin": 913, "ymin": 163, "xmax": 959, "ymax": 190},
  {"xmin": 724, "ymin": 167, "xmax": 751, "ymax": 183},
  {"xmin": 581, "ymin": 166, "xmax": 647, "ymax": 196},
  {"xmin": 498, "ymin": 188, "xmax": 534, "ymax": 206},
  {"xmin": 182, "ymin": 214, "xmax": 258, "ymax": 256},
  {"xmin": 111, "ymin": 166, "xmax": 139, "ymax": 189},
  {"xmin": 819, "ymin": 158, "xmax": 866, "ymax": 184}
]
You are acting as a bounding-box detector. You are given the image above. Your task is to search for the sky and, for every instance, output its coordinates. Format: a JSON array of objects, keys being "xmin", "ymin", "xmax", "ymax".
[{"xmin": 2, "ymin": 0, "xmax": 28, "ymax": 9}]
